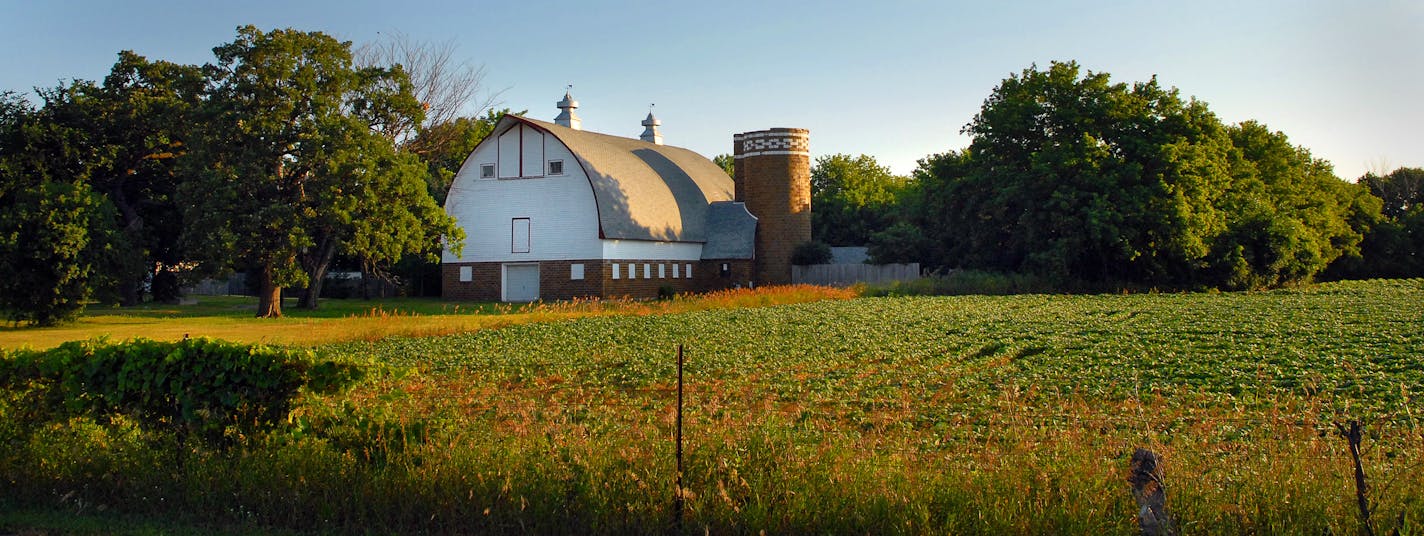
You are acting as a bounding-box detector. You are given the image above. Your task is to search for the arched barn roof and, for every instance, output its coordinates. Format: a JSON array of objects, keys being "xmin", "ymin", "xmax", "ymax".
[{"xmin": 499, "ymin": 115, "xmax": 734, "ymax": 242}]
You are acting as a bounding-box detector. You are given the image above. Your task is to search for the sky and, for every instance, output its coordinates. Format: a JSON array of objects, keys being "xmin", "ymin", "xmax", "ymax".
[{"xmin": 2, "ymin": 0, "xmax": 1420, "ymax": 180}]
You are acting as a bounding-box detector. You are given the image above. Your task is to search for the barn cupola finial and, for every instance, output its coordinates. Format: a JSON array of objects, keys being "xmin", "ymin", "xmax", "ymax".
[
  {"xmin": 555, "ymin": 85, "xmax": 581, "ymax": 130},
  {"xmin": 639, "ymin": 104, "xmax": 663, "ymax": 145}
]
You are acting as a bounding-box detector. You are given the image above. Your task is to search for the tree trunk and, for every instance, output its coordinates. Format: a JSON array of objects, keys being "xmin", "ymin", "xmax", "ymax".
[
  {"xmin": 255, "ymin": 265, "xmax": 283, "ymax": 318},
  {"xmin": 298, "ymin": 239, "xmax": 337, "ymax": 310},
  {"xmin": 110, "ymin": 183, "xmax": 146, "ymax": 307},
  {"xmin": 360, "ymin": 263, "xmax": 371, "ymax": 300}
]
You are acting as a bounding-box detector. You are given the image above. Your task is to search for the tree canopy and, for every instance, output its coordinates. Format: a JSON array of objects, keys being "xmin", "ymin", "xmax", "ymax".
[
  {"xmin": 0, "ymin": 92, "xmax": 115, "ymax": 325},
  {"xmin": 0, "ymin": 26, "xmax": 472, "ymax": 323},
  {"xmin": 912, "ymin": 61, "xmax": 1375, "ymax": 290},
  {"xmin": 810, "ymin": 154, "xmax": 909, "ymax": 247},
  {"xmin": 181, "ymin": 26, "xmax": 459, "ymax": 317}
]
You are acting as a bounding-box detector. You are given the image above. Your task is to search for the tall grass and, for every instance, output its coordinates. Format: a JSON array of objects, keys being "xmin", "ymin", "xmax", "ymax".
[{"xmin": 4, "ymin": 390, "xmax": 1417, "ymax": 534}]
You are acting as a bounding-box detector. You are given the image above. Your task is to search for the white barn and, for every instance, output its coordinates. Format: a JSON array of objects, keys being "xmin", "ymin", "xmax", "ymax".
[{"xmin": 441, "ymin": 92, "xmax": 767, "ymax": 302}]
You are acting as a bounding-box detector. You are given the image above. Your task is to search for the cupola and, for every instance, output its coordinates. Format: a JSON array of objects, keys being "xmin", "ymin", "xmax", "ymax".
[
  {"xmin": 554, "ymin": 88, "xmax": 581, "ymax": 130},
  {"xmin": 639, "ymin": 106, "xmax": 663, "ymax": 145}
]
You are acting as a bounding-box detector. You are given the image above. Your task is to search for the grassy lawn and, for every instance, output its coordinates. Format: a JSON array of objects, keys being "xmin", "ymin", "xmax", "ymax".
[{"xmin": 0, "ymin": 286, "xmax": 857, "ymax": 350}]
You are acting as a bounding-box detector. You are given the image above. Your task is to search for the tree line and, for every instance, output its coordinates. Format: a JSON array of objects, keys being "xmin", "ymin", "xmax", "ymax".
[
  {"xmin": 1, "ymin": 26, "xmax": 506, "ymax": 324},
  {"xmin": 5, "ymin": 40, "xmax": 1418, "ymax": 325},
  {"xmin": 794, "ymin": 62, "xmax": 1421, "ymax": 290}
]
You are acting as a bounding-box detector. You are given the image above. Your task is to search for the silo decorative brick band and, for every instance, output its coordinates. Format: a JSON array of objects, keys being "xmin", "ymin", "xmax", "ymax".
[{"xmin": 733, "ymin": 128, "xmax": 811, "ymax": 286}]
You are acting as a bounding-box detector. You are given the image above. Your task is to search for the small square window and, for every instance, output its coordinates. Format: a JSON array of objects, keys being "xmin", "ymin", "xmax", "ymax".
[
  {"xmin": 480, "ymin": 163, "xmax": 495, "ymax": 178},
  {"xmin": 627, "ymin": 263, "xmax": 636, "ymax": 280},
  {"xmin": 570, "ymin": 263, "xmax": 584, "ymax": 280},
  {"xmin": 673, "ymin": 264, "xmax": 681, "ymax": 278},
  {"xmin": 548, "ymin": 160, "xmax": 564, "ymax": 175},
  {"xmin": 643, "ymin": 264, "xmax": 651, "ymax": 279},
  {"xmin": 612, "ymin": 263, "xmax": 620, "ymax": 279},
  {"xmin": 459, "ymin": 266, "xmax": 472, "ymax": 282},
  {"xmin": 658, "ymin": 264, "xmax": 666, "ymax": 278}
]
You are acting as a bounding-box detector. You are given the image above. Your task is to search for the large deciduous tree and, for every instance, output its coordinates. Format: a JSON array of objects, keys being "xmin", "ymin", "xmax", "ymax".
[
  {"xmin": 810, "ymin": 154, "xmax": 909, "ymax": 247},
  {"xmin": 914, "ymin": 61, "xmax": 1371, "ymax": 289},
  {"xmin": 182, "ymin": 26, "xmax": 459, "ymax": 317},
  {"xmin": 0, "ymin": 92, "xmax": 117, "ymax": 325},
  {"xmin": 74, "ymin": 53, "xmax": 204, "ymax": 304},
  {"xmin": 355, "ymin": 31, "xmax": 501, "ymax": 155},
  {"xmin": 1330, "ymin": 167, "xmax": 1424, "ymax": 278}
]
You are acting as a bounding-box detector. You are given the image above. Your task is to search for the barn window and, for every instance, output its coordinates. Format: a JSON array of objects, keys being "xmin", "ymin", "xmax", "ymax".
[
  {"xmin": 511, "ymin": 218, "xmax": 530, "ymax": 253},
  {"xmin": 570, "ymin": 263, "xmax": 584, "ymax": 280},
  {"xmin": 643, "ymin": 264, "xmax": 651, "ymax": 279},
  {"xmin": 720, "ymin": 263, "xmax": 731, "ymax": 278},
  {"xmin": 548, "ymin": 160, "xmax": 564, "ymax": 175},
  {"xmin": 612, "ymin": 263, "xmax": 620, "ymax": 279},
  {"xmin": 673, "ymin": 264, "xmax": 681, "ymax": 278},
  {"xmin": 459, "ymin": 266, "xmax": 472, "ymax": 282},
  {"xmin": 658, "ymin": 264, "xmax": 666, "ymax": 278},
  {"xmin": 480, "ymin": 163, "xmax": 495, "ymax": 178},
  {"xmin": 685, "ymin": 263, "xmax": 693, "ymax": 278},
  {"xmin": 627, "ymin": 263, "xmax": 636, "ymax": 280}
]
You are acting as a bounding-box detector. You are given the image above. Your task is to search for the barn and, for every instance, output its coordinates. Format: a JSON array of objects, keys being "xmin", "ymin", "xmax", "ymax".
[{"xmin": 442, "ymin": 92, "xmax": 808, "ymax": 302}]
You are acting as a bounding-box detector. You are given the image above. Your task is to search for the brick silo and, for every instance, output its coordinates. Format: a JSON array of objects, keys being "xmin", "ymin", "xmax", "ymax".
[{"xmin": 733, "ymin": 128, "xmax": 811, "ymax": 286}]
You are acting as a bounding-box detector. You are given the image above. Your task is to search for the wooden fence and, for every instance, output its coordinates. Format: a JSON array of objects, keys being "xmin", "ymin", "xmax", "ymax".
[{"xmin": 792, "ymin": 263, "xmax": 920, "ymax": 287}]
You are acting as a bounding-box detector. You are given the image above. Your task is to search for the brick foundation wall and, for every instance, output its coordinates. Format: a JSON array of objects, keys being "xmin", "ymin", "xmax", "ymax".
[
  {"xmin": 601, "ymin": 259, "xmax": 709, "ymax": 299},
  {"xmin": 442, "ymin": 262, "xmax": 501, "ymax": 301},
  {"xmin": 696, "ymin": 259, "xmax": 753, "ymax": 292},
  {"xmin": 445, "ymin": 259, "xmax": 753, "ymax": 302},
  {"xmin": 540, "ymin": 260, "xmax": 604, "ymax": 300}
]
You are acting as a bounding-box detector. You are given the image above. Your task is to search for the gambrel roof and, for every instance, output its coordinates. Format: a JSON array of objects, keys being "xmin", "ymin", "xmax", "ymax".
[{"xmin": 494, "ymin": 115, "xmax": 736, "ymax": 242}]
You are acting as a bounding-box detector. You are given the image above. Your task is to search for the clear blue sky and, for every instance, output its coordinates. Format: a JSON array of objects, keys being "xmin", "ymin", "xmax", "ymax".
[{"xmin": 3, "ymin": 0, "xmax": 1419, "ymax": 180}]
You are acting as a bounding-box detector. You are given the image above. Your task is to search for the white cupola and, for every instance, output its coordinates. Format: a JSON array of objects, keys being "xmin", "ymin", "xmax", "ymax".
[
  {"xmin": 639, "ymin": 106, "xmax": 663, "ymax": 145},
  {"xmin": 554, "ymin": 88, "xmax": 581, "ymax": 130}
]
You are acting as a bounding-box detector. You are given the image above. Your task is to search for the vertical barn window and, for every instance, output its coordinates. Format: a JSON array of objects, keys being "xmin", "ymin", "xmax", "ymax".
[
  {"xmin": 511, "ymin": 218, "xmax": 530, "ymax": 253},
  {"xmin": 658, "ymin": 264, "xmax": 666, "ymax": 278},
  {"xmin": 627, "ymin": 263, "xmax": 636, "ymax": 279},
  {"xmin": 612, "ymin": 263, "xmax": 620, "ymax": 279},
  {"xmin": 459, "ymin": 266, "xmax": 472, "ymax": 282},
  {"xmin": 673, "ymin": 264, "xmax": 681, "ymax": 278},
  {"xmin": 570, "ymin": 263, "xmax": 584, "ymax": 280},
  {"xmin": 643, "ymin": 264, "xmax": 651, "ymax": 279},
  {"xmin": 685, "ymin": 263, "xmax": 693, "ymax": 278}
]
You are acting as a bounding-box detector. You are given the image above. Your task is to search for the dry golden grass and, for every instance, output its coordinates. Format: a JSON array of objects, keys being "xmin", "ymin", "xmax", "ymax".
[{"xmin": 0, "ymin": 285, "xmax": 857, "ymax": 350}]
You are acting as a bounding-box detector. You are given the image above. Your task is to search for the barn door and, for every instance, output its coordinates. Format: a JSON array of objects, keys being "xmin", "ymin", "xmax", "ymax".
[{"xmin": 503, "ymin": 263, "xmax": 540, "ymax": 302}]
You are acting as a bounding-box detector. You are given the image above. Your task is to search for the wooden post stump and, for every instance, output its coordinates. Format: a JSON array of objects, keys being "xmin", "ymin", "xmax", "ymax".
[{"xmin": 1128, "ymin": 448, "xmax": 1173, "ymax": 536}]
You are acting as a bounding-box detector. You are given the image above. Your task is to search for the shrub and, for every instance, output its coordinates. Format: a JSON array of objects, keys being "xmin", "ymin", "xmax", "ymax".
[
  {"xmin": 0, "ymin": 337, "xmax": 360, "ymax": 445},
  {"xmin": 791, "ymin": 241, "xmax": 833, "ymax": 265}
]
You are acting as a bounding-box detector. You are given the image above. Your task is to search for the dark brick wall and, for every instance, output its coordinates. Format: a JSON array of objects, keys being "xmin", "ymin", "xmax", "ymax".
[
  {"xmin": 445, "ymin": 259, "xmax": 751, "ymax": 301},
  {"xmin": 539, "ymin": 260, "xmax": 604, "ymax": 300},
  {"xmin": 601, "ymin": 259, "xmax": 707, "ymax": 299},
  {"xmin": 442, "ymin": 262, "xmax": 501, "ymax": 301}
]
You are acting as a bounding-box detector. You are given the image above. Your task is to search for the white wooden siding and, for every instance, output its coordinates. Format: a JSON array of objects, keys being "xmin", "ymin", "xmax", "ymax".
[
  {"xmin": 521, "ymin": 127, "xmax": 545, "ymax": 177},
  {"xmin": 601, "ymin": 240, "xmax": 703, "ymax": 261},
  {"xmin": 444, "ymin": 130, "xmax": 601, "ymax": 263},
  {"xmin": 497, "ymin": 126, "xmax": 520, "ymax": 178}
]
